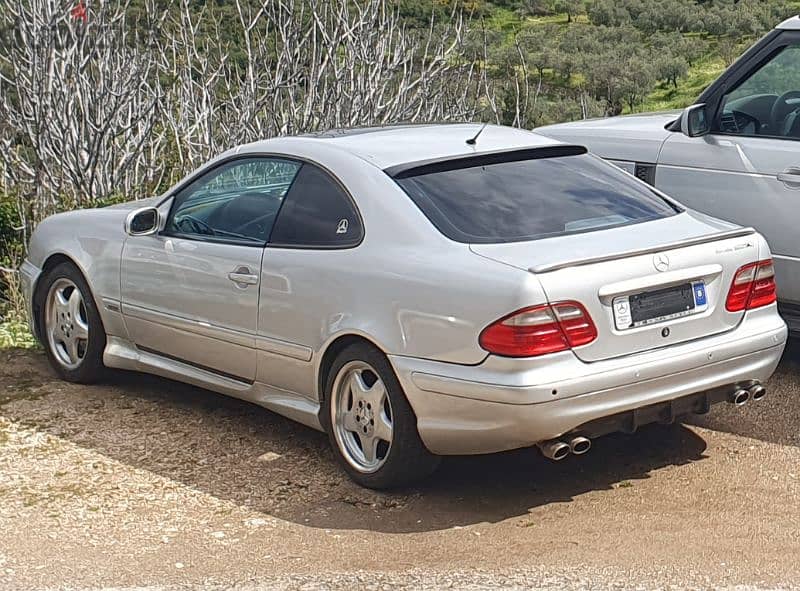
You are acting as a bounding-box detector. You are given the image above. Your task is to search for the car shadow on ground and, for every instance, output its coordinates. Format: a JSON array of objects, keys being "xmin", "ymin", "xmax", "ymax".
[
  {"xmin": 13, "ymin": 343, "xmax": 800, "ymax": 533},
  {"xmin": 0, "ymin": 348, "xmax": 717, "ymax": 534}
]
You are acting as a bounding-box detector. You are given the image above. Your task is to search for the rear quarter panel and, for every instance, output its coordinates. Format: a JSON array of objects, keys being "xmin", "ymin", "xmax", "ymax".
[{"xmin": 249, "ymin": 151, "xmax": 551, "ymax": 372}]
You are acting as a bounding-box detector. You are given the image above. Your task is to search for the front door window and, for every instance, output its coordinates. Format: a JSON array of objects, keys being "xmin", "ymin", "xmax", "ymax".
[
  {"xmin": 718, "ymin": 45, "xmax": 800, "ymax": 138},
  {"xmin": 166, "ymin": 158, "xmax": 301, "ymax": 245}
]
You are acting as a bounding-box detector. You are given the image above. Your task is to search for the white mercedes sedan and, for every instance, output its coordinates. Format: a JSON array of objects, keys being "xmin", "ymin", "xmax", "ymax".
[
  {"xmin": 537, "ymin": 15, "xmax": 800, "ymax": 334},
  {"xmin": 20, "ymin": 124, "xmax": 787, "ymax": 488}
]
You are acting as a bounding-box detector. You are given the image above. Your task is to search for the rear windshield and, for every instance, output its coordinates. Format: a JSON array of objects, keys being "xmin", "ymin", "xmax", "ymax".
[{"xmin": 394, "ymin": 154, "xmax": 680, "ymax": 243}]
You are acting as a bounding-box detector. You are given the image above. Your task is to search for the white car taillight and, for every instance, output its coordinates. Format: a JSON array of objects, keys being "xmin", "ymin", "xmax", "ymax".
[
  {"xmin": 479, "ymin": 301, "xmax": 597, "ymax": 357},
  {"xmin": 725, "ymin": 259, "xmax": 777, "ymax": 312}
]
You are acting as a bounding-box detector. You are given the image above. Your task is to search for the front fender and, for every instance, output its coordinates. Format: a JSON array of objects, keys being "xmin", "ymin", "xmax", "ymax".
[{"xmin": 26, "ymin": 208, "xmax": 130, "ymax": 338}]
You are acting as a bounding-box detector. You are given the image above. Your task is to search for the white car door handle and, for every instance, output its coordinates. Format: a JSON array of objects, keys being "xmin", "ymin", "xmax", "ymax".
[
  {"xmin": 777, "ymin": 167, "xmax": 800, "ymax": 188},
  {"xmin": 228, "ymin": 267, "xmax": 259, "ymax": 286}
]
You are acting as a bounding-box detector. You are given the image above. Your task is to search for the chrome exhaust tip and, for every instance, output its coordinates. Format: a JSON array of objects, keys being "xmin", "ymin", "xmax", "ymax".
[
  {"xmin": 730, "ymin": 388, "xmax": 750, "ymax": 406},
  {"xmin": 568, "ymin": 436, "xmax": 591, "ymax": 456},
  {"xmin": 749, "ymin": 384, "xmax": 767, "ymax": 402},
  {"xmin": 538, "ymin": 439, "xmax": 571, "ymax": 461}
]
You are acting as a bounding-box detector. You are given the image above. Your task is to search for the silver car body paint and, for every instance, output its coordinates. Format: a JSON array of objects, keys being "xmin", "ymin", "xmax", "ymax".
[
  {"xmin": 777, "ymin": 15, "xmax": 800, "ymax": 30},
  {"xmin": 22, "ymin": 124, "xmax": 787, "ymax": 454}
]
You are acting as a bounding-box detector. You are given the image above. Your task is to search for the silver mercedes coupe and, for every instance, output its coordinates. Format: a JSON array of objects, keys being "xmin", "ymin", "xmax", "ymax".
[{"xmin": 20, "ymin": 124, "xmax": 788, "ymax": 488}]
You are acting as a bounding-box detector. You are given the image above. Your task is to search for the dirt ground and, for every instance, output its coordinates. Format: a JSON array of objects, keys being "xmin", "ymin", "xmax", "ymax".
[{"xmin": 1, "ymin": 344, "xmax": 800, "ymax": 590}]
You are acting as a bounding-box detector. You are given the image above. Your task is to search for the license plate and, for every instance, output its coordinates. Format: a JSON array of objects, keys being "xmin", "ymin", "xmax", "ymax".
[{"xmin": 613, "ymin": 281, "xmax": 708, "ymax": 330}]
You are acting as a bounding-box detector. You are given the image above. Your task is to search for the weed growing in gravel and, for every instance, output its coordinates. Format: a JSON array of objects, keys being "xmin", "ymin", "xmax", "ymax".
[
  {"xmin": 0, "ymin": 313, "xmax": 36, "ymax": 349},
  {"xmin": 1, "ymin": 259, "xmax": 36, "ymax": 349}
]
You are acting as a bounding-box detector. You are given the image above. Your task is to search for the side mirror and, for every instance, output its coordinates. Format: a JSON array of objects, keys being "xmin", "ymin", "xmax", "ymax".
[
  {"xmin": 680, "ymin": 103, "xmax": 710, "ymax": 138},
  {"xmin": 125, "ymin": 206, "xmax": 160, "ymax": 236}
]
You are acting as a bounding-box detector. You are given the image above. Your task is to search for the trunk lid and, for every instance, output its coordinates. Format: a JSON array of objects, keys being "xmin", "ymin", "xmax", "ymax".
[{"xmin": 471, "ymin": 212, "xmax": 762, "ymax": 362}]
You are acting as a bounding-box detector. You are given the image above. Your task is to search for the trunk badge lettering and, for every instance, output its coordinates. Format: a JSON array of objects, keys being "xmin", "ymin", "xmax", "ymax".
[{"xmin": 653, "ymin": 253, "xmax": 670, "ymax": 272}]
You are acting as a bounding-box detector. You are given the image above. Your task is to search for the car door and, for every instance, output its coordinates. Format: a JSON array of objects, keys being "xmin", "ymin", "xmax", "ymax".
[
  {"xmin": 121, "ymin": 156, "xmax": 302, "ymax": 382},
  {"xmin": 657, "ymin": 33, "xmax": 800, "ymax": 314}
]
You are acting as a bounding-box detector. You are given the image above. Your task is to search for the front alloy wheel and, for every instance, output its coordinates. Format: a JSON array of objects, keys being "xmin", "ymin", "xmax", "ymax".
[
  {"xmin": 38, "ymin": 262, "xmax": 106, "ymax": 383},
  {"xmin": 45, "ymin": 278, "xmax": 90, "ymax": 369}
]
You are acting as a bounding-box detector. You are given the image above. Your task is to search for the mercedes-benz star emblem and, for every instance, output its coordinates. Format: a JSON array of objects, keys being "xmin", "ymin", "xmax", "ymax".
[{"xmin": 653, "ymin": 253, "xmax": 670, "ymax": 272}]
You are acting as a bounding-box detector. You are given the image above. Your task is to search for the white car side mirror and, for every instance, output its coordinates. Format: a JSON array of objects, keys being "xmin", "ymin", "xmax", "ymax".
[
  {"xmin": 125, "ymin": 206, "xmax": 160, "ymax": 236},
  {"xmin": 680, "ymin": 103, "xmax": 710, "ymax": 138}
]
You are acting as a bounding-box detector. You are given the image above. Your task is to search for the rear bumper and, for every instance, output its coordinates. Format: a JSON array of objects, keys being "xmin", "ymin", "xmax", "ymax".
[{"xmin": 390, "ymin": 307, "xmax": 787, "ymax": 455}]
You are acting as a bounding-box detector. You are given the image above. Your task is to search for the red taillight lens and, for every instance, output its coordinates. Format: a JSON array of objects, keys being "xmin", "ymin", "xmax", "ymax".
[
  {"xmin": 479, "ymin": 301, "xmax": 597, "ymax": 357},
  {"xmin": 726, "ymin": 260, "xmax": 777, "ymax": 312}
]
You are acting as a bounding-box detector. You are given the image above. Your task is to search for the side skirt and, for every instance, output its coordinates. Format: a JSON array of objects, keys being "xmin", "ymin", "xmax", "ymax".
[{"xmin": 103, "ymin": 336, "xmax": 323, "ymax": 431}]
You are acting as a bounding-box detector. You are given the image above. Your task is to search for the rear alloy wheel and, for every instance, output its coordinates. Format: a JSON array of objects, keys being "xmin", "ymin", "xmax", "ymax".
[
  {"xmin": 324, "ymin": 343, "xmax": 439, "ymax": 489},
  {"xmin": 332, "ymin": 360, "xmax": 394, "ymax": 473},
  {"xmin": 38, "ymin": 262, "xmax": 106, "ymax": 383}
]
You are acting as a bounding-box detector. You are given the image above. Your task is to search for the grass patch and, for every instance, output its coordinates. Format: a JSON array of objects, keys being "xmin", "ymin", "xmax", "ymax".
[
  {"xmin": 525, "ymin": 12, "xmax": 588, "ymax": 26},
  {"xmin": 0, "ymin": 314, "xmax": 37, "ymax": 349},
  {"xmin": 637, "ymin": 54, "xmax": 727, "ymax": 112},
  {"xmin": 485, "ymin": 5, "xmax": 522, "ymax": 35}
]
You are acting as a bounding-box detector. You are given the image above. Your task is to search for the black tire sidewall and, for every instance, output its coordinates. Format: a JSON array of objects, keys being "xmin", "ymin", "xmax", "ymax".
[
  {"xmin": 37, "ymin": 262, "xmax": 106, "ymax": 383},
  {"xmin": 321, "ymin": 342, "xmax": 439, "ymax": 489}
]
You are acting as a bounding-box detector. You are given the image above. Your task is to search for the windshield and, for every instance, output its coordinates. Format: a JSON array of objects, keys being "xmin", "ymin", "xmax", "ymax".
[{"xmin": 394, "ymin": 153, "xmax": 680, "ymax": 244}]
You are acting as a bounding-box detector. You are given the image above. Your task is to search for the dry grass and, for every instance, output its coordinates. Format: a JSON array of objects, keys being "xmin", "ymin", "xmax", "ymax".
[{"xmin": 0, "ymin": 263, "xmax": 36, "ymax": 349}]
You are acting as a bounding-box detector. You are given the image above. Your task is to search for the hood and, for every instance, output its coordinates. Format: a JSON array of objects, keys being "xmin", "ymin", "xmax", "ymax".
[
  {"xmin": 104, "ymin": 195, "xmax": 160, "ymax": 211},
  {"xmin": 535, "ymin": 111, "xmax": 681, "ymax": 163}
]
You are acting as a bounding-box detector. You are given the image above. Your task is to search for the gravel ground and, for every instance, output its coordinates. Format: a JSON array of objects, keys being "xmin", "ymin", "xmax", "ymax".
[{"xmin": 1, "ymin": 343, "xmax": 799, "ymax": 590}]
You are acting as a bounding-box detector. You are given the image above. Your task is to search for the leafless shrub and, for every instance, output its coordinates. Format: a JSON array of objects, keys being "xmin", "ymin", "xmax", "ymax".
[
  {"xmin": 161, "ymin": 0, "xmax": 482, "ymax": 169},
  {"xmin": 0, "ymin": 0, "xmax": 487, "ymax": 241},
  {"xmin": 0, "ymin": 0, "xmax": 169, "ymax": 241}
]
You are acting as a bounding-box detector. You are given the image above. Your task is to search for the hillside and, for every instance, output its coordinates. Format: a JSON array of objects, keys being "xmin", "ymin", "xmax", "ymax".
[{"xmin": 444, "ymin": 0, "xmax": 797, "ymax": 124}]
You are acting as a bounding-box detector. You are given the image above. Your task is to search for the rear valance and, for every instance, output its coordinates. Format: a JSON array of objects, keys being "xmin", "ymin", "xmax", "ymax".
[{"xmin": 385, "ymin": 145, "xmax": 588, "ymax": 179}]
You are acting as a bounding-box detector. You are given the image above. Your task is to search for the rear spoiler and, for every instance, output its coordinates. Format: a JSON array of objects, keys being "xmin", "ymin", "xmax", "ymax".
[
  {"xmin": 530, "ymin": 227, "xmax": 757, "ymax": 274},
  {"xmin": 385, "ymin": 145, "xmax": 587, "ymax": 179}
]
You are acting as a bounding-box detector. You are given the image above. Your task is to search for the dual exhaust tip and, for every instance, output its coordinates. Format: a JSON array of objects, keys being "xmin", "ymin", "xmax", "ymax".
[
  {"xmin": 540, "ymin": 382, "xmax": 766, "ymax": 461},
  {"xmin": 538, "ymin": 436, "xmax": 591, "ymax": 461},
  {"xmin": 730, "ymin": 383, "xmax": 767, "ymax": 406}
]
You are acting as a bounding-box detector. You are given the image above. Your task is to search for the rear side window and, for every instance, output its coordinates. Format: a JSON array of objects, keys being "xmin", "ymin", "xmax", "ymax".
[
  {"xmin": 394, "ymin": 154, "xmax": 679, "ymax": 244},
  {"xmin": 269, "ymin": 163, "xmax": 363, "ymax": 247}
]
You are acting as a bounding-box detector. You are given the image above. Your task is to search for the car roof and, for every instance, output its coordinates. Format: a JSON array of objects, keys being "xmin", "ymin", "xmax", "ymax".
[
  {"xmin": 777, "ymin": 15, "xmax": 800, "ymax": 30},
  {"xmin": 241, "ymin": 123, "xmax": 563, "ymax": 170}
]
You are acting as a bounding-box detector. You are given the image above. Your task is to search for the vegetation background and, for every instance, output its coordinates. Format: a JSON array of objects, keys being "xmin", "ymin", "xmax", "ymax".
[{"xmin": 0, "ymin": 0, "xmax": 797, "ymax": 345}]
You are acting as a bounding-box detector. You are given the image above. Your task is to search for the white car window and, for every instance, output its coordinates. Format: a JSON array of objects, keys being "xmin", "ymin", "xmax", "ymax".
[{"xmin": 720, "ymin": 45, "xmax": 800, "ymax": 139}]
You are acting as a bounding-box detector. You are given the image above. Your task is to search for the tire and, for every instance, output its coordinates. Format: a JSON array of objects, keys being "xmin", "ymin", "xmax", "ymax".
[
  {"xmin": 36, "ymin": 261, "xmax": 106, "ymax": 383},
  {"xmin": 322, "ymin": 342, "xmax": 440, "ymax": 489}
]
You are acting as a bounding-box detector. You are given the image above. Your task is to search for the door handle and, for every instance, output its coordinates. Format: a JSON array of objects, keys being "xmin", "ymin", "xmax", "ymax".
[
  {"xmin": 777, "ymin": 167, "xmax": 800, "ymax": 189},
  {"xmin": 228, "ymin": 266, "xmax": 259, "ymax": 287}
]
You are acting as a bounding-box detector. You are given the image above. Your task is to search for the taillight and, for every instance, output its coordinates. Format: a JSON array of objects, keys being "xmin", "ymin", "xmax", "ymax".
[
  {"xmin": 479, "ymin": 301, "xmax": 597, "ymax": 357},
  {"xmin": 726, "ymin": 260, "xmax": 777, "ymax": 312}
]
